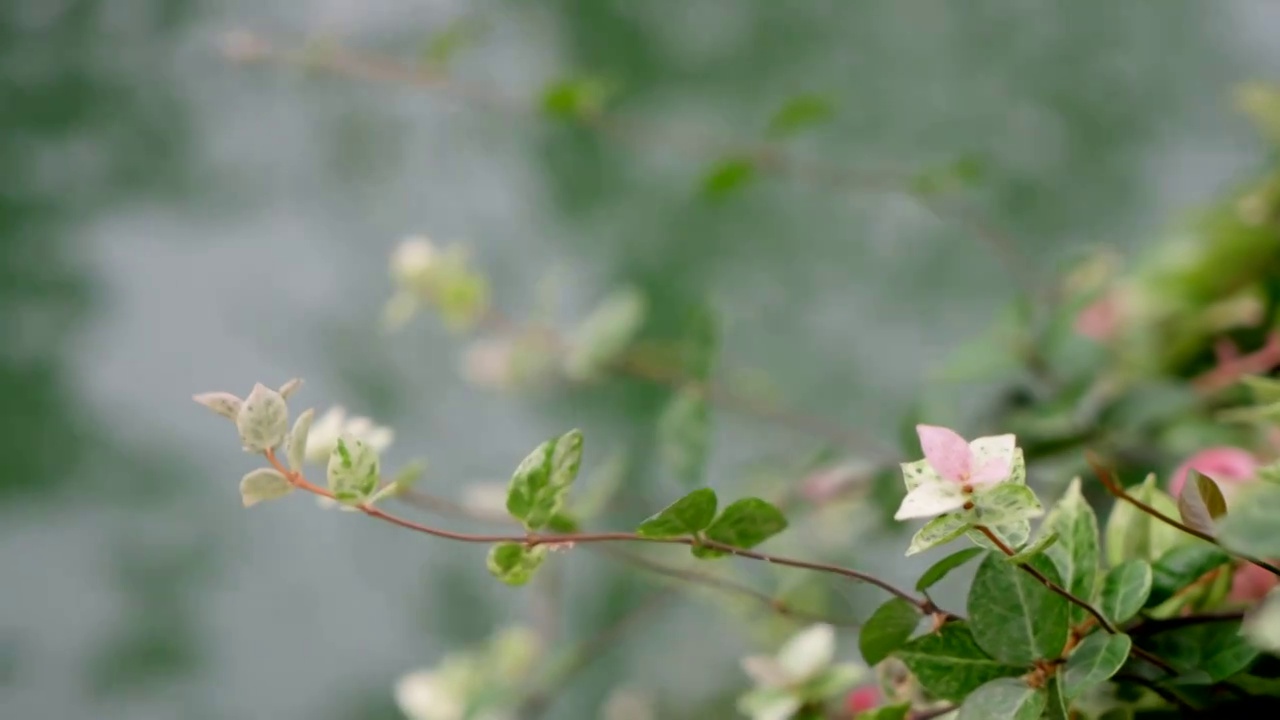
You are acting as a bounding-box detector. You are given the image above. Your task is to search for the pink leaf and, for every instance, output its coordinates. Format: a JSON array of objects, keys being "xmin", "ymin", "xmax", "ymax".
[
  {"xmin": 916, "ymin": 424, "xmax": 972, "ymax": 482},
  {"xmin": 969, "ymin": 434, "xmax": 1016, "ymax": 485}
]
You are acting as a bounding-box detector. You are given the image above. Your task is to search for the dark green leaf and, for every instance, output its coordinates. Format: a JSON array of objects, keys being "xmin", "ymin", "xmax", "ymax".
[
  {"xmin": 485, "ymin": 543, "xmax": 546, "ymax": 586},
  {"xmin": 541, "ymin": 76, "xmax": 611, "ymax": 120},
  {"xmin": 968, "ymin": 552, "xmax": 1069, "ymax": 665},
  {"xmin": 859, "ymin": 598, "xmax": 921, "ymax": 666},
  {"xmin": 1045, "ymin": 677, "xmax": 1068, "ymax": 720},
  {"xmin": 550, "ymin": 429, "xmax": 584, "ymax": 488},
  {"xmin": 895, "ymin": 623, "xmax": 1025, "ymax": 703},
  {"xmin": 1219, "ymin": 483, "xmax": 1280, "ymax": 558},
  {"xmin": 658, "ymin": 387, "xmax": 711, "ymax": 487},
  {"xmin": 1099, "ymin": 560, "xmax": 1152, "ymax": 624},
  {"xmin": 545, "ymin": 512, "xmax": 579, "ymax": 534},
  {"xmin": 1062, "ymin": 633, "xmax": 1131, "ymax": 700},
  {"xmin": 916, "ymin": 547, "xmax": 985, "ymax": 591},
  {"xmin": 957, "ymin": 678, "xmax": 1046, "ymax": 720},
  {"xmin": 636, "ymin": 488, "xmax": 718, "ymax": 538},
  {"xmin": 692, "ymin": 498, "xmax": 788, "ymax": 559},
  {"xmin": 1144, "ymin": 621, "xmax": 1260, "ymax": 680},
  {"xmin": 1146, "ymin": 545, "xmax": 1231, "ymax": 607},
  {"xmin": 767, "ymin": 94, "xmax": 835, "ymax": 137},
  {"xmin": 700, "ymin": 157, "xmax": 756, "ymax": 200},
  {"xmin": 1043, "ymin": 478, "xmax": 1102, "ymax": 626}
]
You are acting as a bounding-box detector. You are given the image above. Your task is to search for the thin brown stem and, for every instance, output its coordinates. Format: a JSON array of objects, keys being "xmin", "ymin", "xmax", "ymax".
[
  {"xmin": 908, "ymin": 705, "xmax": 958, "ymax": 720},
  {"xmin": 1129, "ymin": 610, "xmax": 1246, "ymax": 636},
  {"xmin": 265, "ymin": 451, "xmax": 937, "ymax": 614},
  {"xmin": 1087, "ymin": 452, "xmax": 1280, "ymax": 578},
  {"xmin": 974, "ymin": 525, "xmax": 1180, "ymax": 676}
]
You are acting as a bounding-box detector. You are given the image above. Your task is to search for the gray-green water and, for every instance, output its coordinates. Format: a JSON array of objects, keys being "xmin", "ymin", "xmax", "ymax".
[{"xmin": 3, "ymin": 1, "xmax": 1280, "ymax": 718}]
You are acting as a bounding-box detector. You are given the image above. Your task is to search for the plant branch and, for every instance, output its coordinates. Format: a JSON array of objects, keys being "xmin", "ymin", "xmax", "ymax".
[
  {"xmin": 265, "ymin": 450, "xmax": 940, "ymax": 616},
  {"xmin": 1128, "ymin": 610, "xmax": 1246, "ymax": 637},
  {"xmin": 974, "ymin": 525, "xmax": 1179, "ymax": 675},
  {"xmin": 1086, "ymin": 452, "xmax": 1280, "ymax": 578}
]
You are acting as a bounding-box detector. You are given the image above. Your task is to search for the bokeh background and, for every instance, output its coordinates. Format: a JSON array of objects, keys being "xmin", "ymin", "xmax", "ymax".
[{"xmin": 5, "ymin": 1, "xmax": 1280, "ymax": 718}]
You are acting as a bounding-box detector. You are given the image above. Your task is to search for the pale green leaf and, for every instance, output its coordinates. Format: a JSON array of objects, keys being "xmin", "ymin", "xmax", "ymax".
[
  {"xmin": 1007, "ymin": 532, "xmax": 1058, "ymax": 565},
  {"xmin": 1042, "ymin": 478, "xmax": 1101, "ymax": 626},
  {"xmin": 1062, "ymin": 633, "xmax": 1131, "ymax": 700},
  {"xmin": 1104, "ymin": 474, "xmax": 1188, "ymax": 566},
  {"xmin": 563, "ymin": 287, "xmax": 648, "ymax": 381},
  {"xmin": 971, "ymin": 483, "xmax": 1043, "ymax": 526},
  {"xmin": 1218, "ymin": 482, "xmax": 1280, "ymax": 558},
  {"xmin": 1099, "ymin": 560, "xmax": 1151, "ymax": 624},
  {"xmin": 907, "ymin": 513, "xmax": 970, "ymax": 556},
  {"xmin": 239, "ymin": 468, "xmax": 292, "ymax": 507},
  {"xmin": 1177, "ymin": 469, "xmax": 1222, "ymax": 537},
  {"xmin": 285, "ymin": 408, "xmax": 314, "ymax": 472},
  {"xmin": 767, "ymin": 94, "xmax": 835, "ymax": 138},
  {"xmin": 957, "ymin": 677, "xmax": 1046, "ymax": 720},
  {"xmin": 658, "ymin": 387, "xmax": 711, "ymax": 487},
  {"xmin": 236, "ymin": 382, "xmax": 289, "ymax": 452},
  {"xmin": 326, "ymin": 435, "xmax": 380, "ymax": 505},
  {"xmin": 486, "ymin": 543, "xmax": 547, "ymax": 586}
]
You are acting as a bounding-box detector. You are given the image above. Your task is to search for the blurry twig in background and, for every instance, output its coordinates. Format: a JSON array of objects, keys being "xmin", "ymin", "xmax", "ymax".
[{"xmin": 219, "ymin": 31, "xmax": 1042, "ymax": 302}]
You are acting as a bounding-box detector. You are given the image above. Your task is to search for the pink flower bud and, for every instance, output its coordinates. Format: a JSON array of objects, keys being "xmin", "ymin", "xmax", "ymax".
[
  {"xmin": 1230, "ymin": 563, "xmax": 1280, "ymax": 604},
  {"xmin": 845, "ymin": 685, "xmax": 881, "ymax": 716},
  {"xmin": 1168, "ymin": 447, "xmax": 1259, "ymax": 500}
]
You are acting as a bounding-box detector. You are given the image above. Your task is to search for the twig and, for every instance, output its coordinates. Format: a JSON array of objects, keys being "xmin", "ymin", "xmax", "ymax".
[
  {"xmin": 909, "ymin": 705, "xmax": 958, "ymax": 720},
  {"xmin": 1129, "ymin": 610, "xmax": 1246, "ymax": 636},
  {"xmin": 1086, "ymin": 452, "xmax": 1280, "ymax": 578},
  {"xmin": 974, "ymin": 525, "xmax": 1179, "ymax": 676},
  {"xmin": 265, "ymin": 450, "xmax": 940, "ymax": 615},
  {"xmin": 1114, "ymin": 673, "xmax": 1198, "ymax": 713}
]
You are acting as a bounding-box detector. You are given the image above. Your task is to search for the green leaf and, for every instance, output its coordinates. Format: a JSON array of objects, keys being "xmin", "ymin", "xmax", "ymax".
[
  {"xmin": 681, "ymin": 302, "xmax": 719, "ymax": 381},
  {"xmin": 563, "ymin": 287, "xmax": 648, "ymax": 381},
  {"xmin": 967, "ymin": 521, "xmax": 1031, "ymax": 554},
  {"xmin": 855, "ymin": 704, "xmax": 910, "ymax": 720},
  {"xmin": 894, "ymin": 623, "xmax": 1025, "ymax": 703},
  {"xmin": 911, "ymin": 155, "xmax": 987, "ymax": 198},
  {"xmin": 916, "ymin": 547, "xmax": 985, "ymax": 591},
  {"xmin": 1219, "ymin": 482, "xmax": 1280, "ymax": 558},
  {"xmin": 285, "ymin": 408, "xmax": 314, "ymax": 472},
  {"xmin": 541, "ymin": 76, "xmax": 612, "ymax": 120},
  {"xmin": 700, "ymin": 157, "xmax": 756, "ymax": 200},
  {"xmin": 1043, "ymin": 478, "xmax": 1102, "ymax": 627},
  {"xmin": 1178, "ymin": 470, "xmax": 1226, "ymax": 537},
  {"xmin": 544, "ymin": 512, "xmax": 579, "ymax": 533},
  {"xmin": 506, "ymin": 430, "xmax": 583, "ymax": 530},
  {"xmin": 971, "ymin": 483, "xmax": 1044, "ymax": 526},
  {"xmin": 957, "ymin": 678, "xmax": 1046, "ymax": 720},
  {"xmin": 422, "ymin": 15, "xmax": 490, "ymax": 67},
  {"xmin": 1243, "ymin": 590, "xmax": 1280, "ymax": 653},
  {"xmin": 239, "ymin": 468, "xmax": 293, "ymax": 508},
  {"xmin": 1099, "ymin": 559, "xmax": 1152, "ymax": 624},
  {"xmin": 1146, "ymin": 545, "xmax": 1231, "ymax": 607},
  {"xmin": 907, "ymin": 513, "xmax": 970, "ymax": 556},
  {"xmin": 636, "ymin": 488, "xmax": 718, "ymax": 538},
  {"xmin": 767, "ymin": 94, "xmax": 835, "ymax": 138},
  {"xmin": 1144, "ymin": 620, "xmax": 1260, "ymax": 680},
  {"xmin": 1241, "ymin": 374, "xmax": 1280, "ymax": 404},
  {"xmin": 968, "ymin": 552, "xmax": 1069, "ymax": 665},
  {"xmin": 658, "ymin": 387, "xmax": 711, "ymax": 487},
  {"xmin": 1045, "ymin": 677, "xmax": 1069, "ymax": 720},
  {"xmin": 1007, "ymin": 532, "xmax": 1058, "ymax": 565},
  {"xmin": 1062, "ymin": 632, "xmax": 1131, "ymax": 700},
  {"xmin": 859, "ymin": 598, "xmax": 921, "ymax": 666},
  {"xmin": 486, "ymin": 543, "xmax": 546, "ymax": 586},
  {"xmin": 692, "ymin": 498, "xmax": 788, "ymax": 559},
  {"xmin": 326, "ymin": 436, "xmax": 380, "ymax": 505},
  {"xmin": 1104, "ymin": 474, "xmax": 1188, "ymax": 566}
]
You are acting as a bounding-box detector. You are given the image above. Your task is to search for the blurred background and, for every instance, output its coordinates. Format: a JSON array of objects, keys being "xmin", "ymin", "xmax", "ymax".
[{"xmin": 4, "ymin": 1, "xmax": 1280, "ymax": 718}]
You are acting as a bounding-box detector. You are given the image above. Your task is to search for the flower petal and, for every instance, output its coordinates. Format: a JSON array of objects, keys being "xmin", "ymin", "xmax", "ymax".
[
  {"xmin": 895, "ymin": 482, "xmax": 966, "ymax": 520},
  {"xmin": 968, "ymin": 434, "xmax": 1016, "ymax": 485},
  {"xmin": 776, "ymin": 624, "xmax": 834, "ymax": 681},
  {"xmin": 741, "ymin": 656, "xmax": 789, "ymax": 688},
  {"xmin": 916, "ymin": 425, "xmax": 972, "ymax": 482},
  {"xmin": 738, "ymin": 691, "xmax": 803, "ymax": 720},
  {"xmin": 394, "ymin": 670, "xmax": 464, "ymax": 720}
]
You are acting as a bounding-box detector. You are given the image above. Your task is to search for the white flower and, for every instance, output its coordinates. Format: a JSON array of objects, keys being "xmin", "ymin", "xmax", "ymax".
[
  {"xmin": 304, "ymin": 406, "xmax": 394, "ymax": 465},
  {"xmin": 392, "ymin": 236, "xmax": 440, "ymax": 287},
  {"xmin": 737, "ymin": 624, "xmax": 864, "ymax": 720},
  {"xmin": 395, "ymin": 670, "xmax": 465, "ymax": 720}
]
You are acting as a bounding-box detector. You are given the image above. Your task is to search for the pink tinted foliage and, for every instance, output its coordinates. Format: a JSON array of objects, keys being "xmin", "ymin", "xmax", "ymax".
[
  {"xmin": 916, "ymin": 425, "xmax": 971, "ymax": 482},
  {"xmin": 1168, "ymin": 447, "xmax": 1259, "ymax": 498},
  {"xmin": 1074, "ymin": 291, "xmax": 1121, "ymax": 342},
  {"xmin": 969, "ymin": 435, "xmax": 1015, "ymax": 485},
  {"xmin": 845, "ymin": 685, "xmax": 881, "ymax": 716}
]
